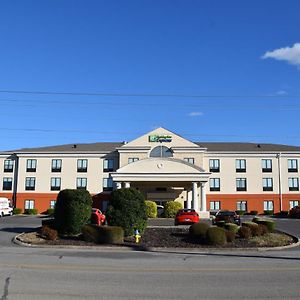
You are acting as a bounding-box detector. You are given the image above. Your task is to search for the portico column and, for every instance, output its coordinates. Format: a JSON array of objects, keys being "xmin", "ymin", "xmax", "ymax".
[
  {"xmin": 200, "ymin": 182, "xmax": 207, "ymax": 212},
  {"xmin": 115, "ymin": 182, "xmax": 122, "ymax": 189},
  {"xmin": 192, "ymin": 182, "xmax": 199, "ymax": 212},
  {"xmin": 187, "ymin": 190, "xmax": 192, "ymax": 209},
  {"xmin": 124, "ymin": 182, "xmax": 131, "ymax": 188}
]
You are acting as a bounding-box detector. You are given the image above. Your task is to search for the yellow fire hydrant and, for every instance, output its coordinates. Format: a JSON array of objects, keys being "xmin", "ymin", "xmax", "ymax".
[{"xmin": 134, "ymin": 229, "xmax": 141, "ymax": 243}]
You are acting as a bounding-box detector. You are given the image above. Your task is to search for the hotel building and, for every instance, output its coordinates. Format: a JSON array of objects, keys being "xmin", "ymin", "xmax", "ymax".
[{"xmin": 1, "ymin": 127, "xmax": 300, "ymax": 217}]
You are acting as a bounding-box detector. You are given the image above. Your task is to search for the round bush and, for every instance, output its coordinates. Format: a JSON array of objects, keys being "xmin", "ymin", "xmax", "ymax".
[
  {"xmin": 106, "ymin": 188, "xmax": 147, "ymax": 236},
  {"xmin": 25, "ymin": 208, "xmax": 38, "ymax": 215},
  {"xmin": 258, "ymin": 224, "xmax": 269, "ymax": 235},
  {"xmin": 238, "ymin": 226, "xmax": 252, "ymax": 239},
  {"xmin": 145, "ymin": 201, "xmax": 157, "ymax": 218},
  {"xmin": 256, "ymin": 220, "xmax": 275, "ymax": 232},
  {"xmin": 206, "ymin": 227, "xmax": 227, "ymax": 246},
  {"xmin": 47, "ymin": 208, "xmax": 55, "ymax": 216},
  {"xmin": 289, "ymin": 206, "xmax": 300, "ymax": 218},
  {"xmin": 225, "ymin": 230, "xmax": 236, "ymax": 242},
  {"xmin": 242, "ymin": 221, "xmax": 260, "ymax": 236},
  {"xmin": 54, "ymin": 189, "xmax": 92, "ymax": 235},
  {"xmin": 189, "ymin": 222, "xmax": 210, "ymax": 239},
  {"xmin": 224, "ymin": 223, "xmax": 239, "ymax": 234},
  {"xmin": 13, "ymin": 208, "xmax": 22, "ymax": 215},
  {"xmin": 163, "ymin": 201, "xmax": 183, "ymax": 218}
]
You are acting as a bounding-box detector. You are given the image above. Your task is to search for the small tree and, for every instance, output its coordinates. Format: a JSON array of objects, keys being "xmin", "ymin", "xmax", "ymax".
[
  {"xmin": 54, "ymin": 189, "xmax": 92, "ymax": 235},
  {"xmin": 164, "ymin": 201, "xmax": 183, "ymax": 218},
  {"xmin": 106, "ymin": 188, "xmax": 147, "ymax": 236},
  {"xmin": 145, "ymin": 200, "xmax": 157, "ymax": 218}
]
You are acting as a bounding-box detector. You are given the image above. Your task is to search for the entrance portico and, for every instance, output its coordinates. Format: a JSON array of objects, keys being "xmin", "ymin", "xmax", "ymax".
[{"xmin": 111, "ymin": 157, "xmax": 211, "ymax": 218}]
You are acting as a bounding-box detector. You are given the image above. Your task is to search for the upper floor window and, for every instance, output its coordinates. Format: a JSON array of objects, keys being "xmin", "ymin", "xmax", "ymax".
[
  {"xmin": 236, "ymin": 178, "xmax": 247, "ymax": 191},
  {"xmin": 76, "ymin": 177, "xmax": 87, "ymax": 190},
  {"xmin": 25, "ymin": 177, "xmax": 36, "ymax": 191},
  {"xmin": 128, "ymin": 158, "xmax": 139, "ymax": 164},
  {"xmin": 52, "ymin": 159, "xmax": 62, "ymax": 172},
  {"xmin": 184, "ymin": 158, "xmax": 194, "ymax": 164},
  {"xmin": 262, "ymin": 159, "xmax": 272, "ymax": 172},
  {"xmin": 50, "ymin": 177, "xmax": 61, "ymax": 191},
  {"xmin": 288, "ymin": 159, "xmax": 298, "ymax": 172},
  {"xmin": 103, "ymin": 178, "xmax": 113, "ymax": 191},
  {"xmin": 4, "ymin": 159, "xmax": 13, "ymax": 173},
  {"xmin": 77, "ymin": 159, "xmax": 87, "ymax": 172},
  {"xmin": 3, "ymin": 177, "xmax": 12, "ymax": 191},
  {"xmin": 26, "ymin": 159, "xmax": 37, "ymax": 172},
  {"xmin": 103, "ymin": 159, "xmax": 114, "ymax": 172},
  {"xmin": 263, "ymin": 178, "xmax": 273, "ymax": 191},
  {"xmin": 288, "ymin": 177, "xmax": 299, "ymax": 191},
  {"xmin": 236, "ymin": 159, "xmax": 246, "ymax": 172},
  {"xmin": 149, "ymin": 146, "xmax": 173, "ymax": 158},
  {"xmin": 209, "ymin": 178, "xmax": 220, "ymax": 191},
  {"xmin": 209, "ymin": 159, "xmax": 220, "ymax": 172}
]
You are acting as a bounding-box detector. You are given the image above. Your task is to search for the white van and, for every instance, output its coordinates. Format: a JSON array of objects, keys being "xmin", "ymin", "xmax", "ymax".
[{"xmin": 0, "ymin": 197, "xmax": 13, "ymax": 217}]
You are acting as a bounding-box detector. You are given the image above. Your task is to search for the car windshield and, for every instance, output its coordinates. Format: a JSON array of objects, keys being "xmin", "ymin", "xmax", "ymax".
[{"xmin": 218, "ymin": 211, "xmax": 235, "ymax": 216}]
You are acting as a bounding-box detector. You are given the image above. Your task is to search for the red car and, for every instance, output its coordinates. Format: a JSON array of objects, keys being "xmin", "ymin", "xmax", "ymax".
[
  {"xmin": 91, "ymin": 208, "xmax": 106, "ymax": 225},
  {"xmin": 175, "ymin": 209, "xmax": 200, "ymax": 225}
]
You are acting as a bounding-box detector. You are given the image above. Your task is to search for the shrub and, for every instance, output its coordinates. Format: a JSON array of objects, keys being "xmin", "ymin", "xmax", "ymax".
[
  {"xmin": 258, "ymin": 224, "xmax": 269, "ymax": 235},
  {"xmin": 24, "ymin": 208, "xmax": 38, "ymax": 215},
  {"xmin": 236, "ymin": 210, "xmax": 245, "ymax": 216},
  {"xmin": 206, "ymin": 227, "xmax": 227, "ymax": 246},
  {"xmin": 264, "ymin": 210, "xmax": 274, "ymax": 216},
  {"xmin": 13, "ymin": 208, "xmax": 22, "ymax": 215},
  {"xmin": 82, "ymin": 224, "xmax": 124, "ymax": 244},
  {"xmin": 289, "ymin": 206, "xmax": 300, "ymax": 218},
  {"xmin": 145, "ymin": 201, "xmax": 157, "ymax": 218},
  {"xmin": 40, "ymin": 225, "xmax": 58, "ymax": 240},
  {"xmin": 163, "ymin": 201, "xmax": 183, "ymax": 218},
  {"xmin": 47, "ymin": 208, "xmax": 55, "ymax": 216},
  {"xmin": 106, "ymin": 188, "xmax": 147, "ymax": 236},
  {"xmin": 189, "ymin": 222, "xmax": 210, "ymax": 239},
  {"xmin": 255, "ymin": 219, "xmax": 275, "ymax": 232},
  {"xmin": 224, "ymin": 223, "xmax": 239, "ymax": 234},
  {"xmin": 54, "ymin": 189, "xmax": 92, "ymax": 235},
  {"xmin": 238, "ymin": 226, "xmax": 252, "ymax": 239},
  {"xmin": 225, "ymin": 230, "xmax": 236, "ymax": 242},
  {"xmin": 216, "ymin": 221, "xmax": 226, "ymax": 227},
  {"xmin": 274, "ymin": 211, "xmax": 288, "ymax": 218},
  {"xmin": 42, "ymin": 218, "xmax": 55, "ymax": 229},
  {"xmin": 249, "ymin": 210, "xmax": 258, "ymax": 215},
  {"xmin": 242, "ymin": 221, "xmax": 260, "ymax": 236}
]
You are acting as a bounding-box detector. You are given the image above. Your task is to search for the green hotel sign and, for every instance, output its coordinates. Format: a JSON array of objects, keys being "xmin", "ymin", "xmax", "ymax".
[{"xmin": 149, "ymin": 135, "xmax": 172, "ymax": 143}]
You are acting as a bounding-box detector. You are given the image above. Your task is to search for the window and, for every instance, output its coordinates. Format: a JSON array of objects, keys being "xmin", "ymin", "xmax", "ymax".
[
  {"xmin": 237, "ymin": 201, "xmax": 247, "ymax": 212},
  {"xmin": 103, "ymin": 159, "xmax": 114, "ymax": 172},
  {"xmin": 289, "ymin": 200, "xmax": 299, "ymax": 209},
  {"xmin": 24, "ymin": 199, "xmax": 35, "ymax": 210},
  {"xmin": 4, "ymin": 159, "xmax": 13, "ymax": 173},
  {"xmin": 263, "ymin": 178, "xmax": 273, "ymax": 191},
  {"xmin": 3, "ymin": 177, "xmax": 12, "ymax": 191},
  {"xmin": 209, "ymin": 159, "xmax": 220, "ymax": 172},
  {"xmin": 288, "ymin": 178, "xmax": 299, "ymax": 191},
  {"xmin": 26, "ymin": 159, "xmax": 37, "ymax": 172},
  {"xmin": 50, "ymin": 200, "xmax": 56, "ymax": 209},
  {"xmin": 236, "ymin": 159, "xmax": 246, "ymax": 172},
  {"xmin": 52, "ymin": 159, "xmax": 62, "ymax": 172},
  {"xmin": 210, "ymin": 201, "xmax": 220, "ymax": 210},
  {"xmin": 209, "ymin": 178, "xmax": 220, "ymax": 191},
  {"xmin": 262, "ymin": 159, "xmax": 272, "ymax": 172},
  {"xmin": 288, "ymin": 159, "xmax": 298, "ymax": 172},
  {"xmin": 25, "ymin": 177, "xmax": 35, "ymax": 191},
  {"xmin": 77, "ymin": 159, "xmax": 88, "ymax": 172},
  {"xmin": 236, "ymin": 178, "xmax": 247, "ymax": 191},
  {"xmin": 128, "ymin": 158, "xmax": 139, "ymax": 164},
  {"xmin": 149, "ymin": 146, "xmax": 173, "ymax": 158},
  {"xmin": 76, "ymin": 178, "xmax": 87, "ymax": 190},
  {"xmin": 264, "ymin": 200, "xmax": 273, "ymax": 211},
  {"xmin": 103, "ymin": 178, "xmax": 113, "ymax": 191},
  {"xmin": 184, "ymin": 158, "xmax": 194, "ymax": 164},
  {"xmin": 50, "ymin": 177, "xmax": 61, "ymax": 191}
]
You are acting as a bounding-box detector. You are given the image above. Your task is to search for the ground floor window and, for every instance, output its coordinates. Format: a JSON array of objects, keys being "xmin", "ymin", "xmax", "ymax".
[
  {"xmin": 263, "ymin": 200, "xmax": 273, "ymax": 211},
  {"xmin": 289, "ymin": 200, "xmax": 299, "ymax": 209},
  {"xmin": 237, "ymin": 201, "xmax": 247, "ymax": 211},
  {"xmin": 77, "ymin": 178, "xmax": 87, "ymax": 190},
  {"xmin": 50, "ymin": 200, "xmax": 56, "ymax": 209},
  {"xmin": 103, "ymin": 178, "xmax": 113, "ymax": 191},
  {"xmin": 210, "ymin": 201, "xmax": 220, "ymax": 210},
  {"xmin": 25, "ymin": 199, "xmax": 35, "ymax": 210}
]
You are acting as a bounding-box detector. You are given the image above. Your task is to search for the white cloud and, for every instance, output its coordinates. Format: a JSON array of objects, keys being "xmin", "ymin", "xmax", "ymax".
[
  {"xmin": 188, "ymin": 112, "xmax": 203, "ymax": 117},
  {"xmin": 276, "ymin": 90, "xmax": 288, "ymax": 95},
  {"xmin": 262, "ymin": 43, "xmax": 300, "ymax": 67}
]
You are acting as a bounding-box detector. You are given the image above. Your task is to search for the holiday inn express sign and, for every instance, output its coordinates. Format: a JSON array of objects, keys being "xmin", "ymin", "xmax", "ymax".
[{"xmin": 148, "ymin": 135, "xmax": 172, "ymax": 142}]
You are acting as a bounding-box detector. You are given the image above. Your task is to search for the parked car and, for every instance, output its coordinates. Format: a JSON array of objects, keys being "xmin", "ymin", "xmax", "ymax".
[
  {"xmin": 0, "ymin": 197, "xmax": 13, "ymax": 217},
  {"xmin": 212, "ymin": 210, "xmax": 241, "ymax": 225},
  {"xmin": 91, "ymin": 208, "xmax": 106, "ymax": 225},
  {"xmin": 175, "ymin": 209, "xmax": 200, "ymax": 225}
]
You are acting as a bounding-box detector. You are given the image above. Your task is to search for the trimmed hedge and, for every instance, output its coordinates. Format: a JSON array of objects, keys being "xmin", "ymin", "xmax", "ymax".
[
  {"xmin": 206, "ymin": 227, "xmax": 227, "ymax": 246},
  {"xmin": 145, "ymin": 201, "xmax": 157, "ymax": 218},
  {"xmin": 163, "ymin": 201, "xmax": 183, "ymax": 218},
  {"xmin": 264, "ymin": 210, "xmax": 274, "ymax": 216},
  {"xmin": 225, "ymin": 230, "xmax": 236, "ymax": 242},
  {"xmin": 238, "ymin": 226, "xmax": 252, "ymax": 239},
  {"xmin": 82, "ymin": 224, "xmax": 124, "ymax": 244},
  {"xmin": 13, "ymin": 208, "xmax": 22, "ymax": 215},
  {"xmin": 253, "ymin": 219, "xmax": 275, "ymax": 233},
  {"xmin": 242, "ymin": 221, "xmax": 260, "ymax": 236},
  {"xmin": 249, "ymin": 211, "xmax": 258, "ymax": 215},
  {"xmin": 289, "ymin": 206, "xmax": 300, "ymax": 218},
  {"xmin": 224, "ymin": 223, "xmax": 239, "ymax": 234},
  {"xmin": 46, "ymin": 208, "xmax": 55, "ymax": 216},
  {"xmin": 54, "ymin": 189, "xmax": 92, "ymax": 235},
  {"xmin": 189, "ymin": 222, "xmax": 209, "ymax": 239},
  {"xmin": 40, "ymin": 225, "xmax": 58, "ymax": 240},
  {"xmin": 24, "ymin": 208, "xmax": 38, "ymax": 215},
  {"xmin": 236, "ymin": 210, "xmax": 246, "ymax": 216}
]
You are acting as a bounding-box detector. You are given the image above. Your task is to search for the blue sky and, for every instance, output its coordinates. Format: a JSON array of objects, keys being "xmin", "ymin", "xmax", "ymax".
[{"xmin": 0, "ymin": 0, "xmax": 300, "ymax": 150}]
